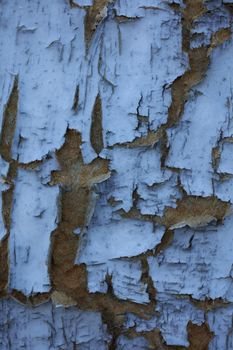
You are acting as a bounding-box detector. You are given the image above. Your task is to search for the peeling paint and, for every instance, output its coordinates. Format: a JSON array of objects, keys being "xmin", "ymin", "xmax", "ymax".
[{"xmin": 1, "ymin": 0, "xmax": 233, "ymax": 348}]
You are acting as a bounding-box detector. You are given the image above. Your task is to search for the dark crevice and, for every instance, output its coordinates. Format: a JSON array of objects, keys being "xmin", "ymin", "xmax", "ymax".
[
  {"xmin": 90, "ymin": 93, "xmax": 104, "ymax": 155},
  {"xmin": 72, "ymin": 85, "xmax": 79, "ymax": 112},
  {"xmin": 140, "ymin": 256, "xmax": 156, "ymax": 306}
]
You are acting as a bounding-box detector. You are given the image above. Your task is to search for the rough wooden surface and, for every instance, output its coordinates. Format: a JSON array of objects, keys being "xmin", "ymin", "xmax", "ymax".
[{"xmin": 0, "ymin": 0, "xmax": 233, "ymax": 349}]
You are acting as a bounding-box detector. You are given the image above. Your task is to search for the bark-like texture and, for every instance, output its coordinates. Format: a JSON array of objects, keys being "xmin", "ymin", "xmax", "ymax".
[{"xmin": 1, "ymin": 0, "xmax": 233, "ymax": 349}]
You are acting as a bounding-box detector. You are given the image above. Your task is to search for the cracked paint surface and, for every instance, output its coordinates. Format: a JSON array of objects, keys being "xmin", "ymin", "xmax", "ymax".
[{"xmin": 1, "ymin": 0, "xmax": 233, "ymax": 349}]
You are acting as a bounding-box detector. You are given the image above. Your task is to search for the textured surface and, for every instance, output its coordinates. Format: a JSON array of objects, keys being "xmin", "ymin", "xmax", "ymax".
[{"xmin": 1, "ymin": 0, "xmax": 233, "ymax": 349}]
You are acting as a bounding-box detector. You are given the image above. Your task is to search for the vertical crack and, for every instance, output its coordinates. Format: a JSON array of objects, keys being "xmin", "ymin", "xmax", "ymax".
[
  {"xmin": 0, "ymin": 76, "xmax": 19, "ymax": 294},
  {"xmin": 140, "ymin": 256, "xmax": 156, "ymax": 307},
  {"xmin": 72, "ymin": 85, "xmax": 79, "ymax": 113},
  {"xmin": 90, "ymin": 93, "xmax": 104, "ymax": 155},
  {"xmin": 0, "ymin": 76, "xmax": 18, "ymax": 162}
]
